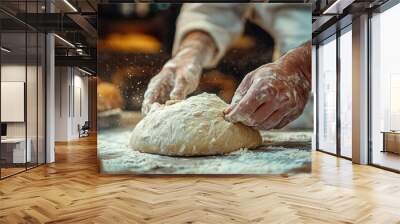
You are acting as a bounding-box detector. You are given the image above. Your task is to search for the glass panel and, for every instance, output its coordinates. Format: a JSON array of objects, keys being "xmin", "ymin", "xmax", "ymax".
[
  {"xmin": 371, "ymin": 4, "xmax": 400, "ymax": 171},
  {"xmin": 317, "ymin": 36, "xmax": 337, "ymax": 154},
  {"xmin": 339, "ymin": 28, "xmax": 352, "ymax": 158},
  {"xmin": 0, "ymin": 0, "xmax": 28, "ymax": 177},
  {"xmin": 1, "ymin": 31, "xmax": 27, "ymax": 177},
  {"xmin": 27, "ymin": 30, "xmax": 38, "ymax": 169},
  {"xmin": 38, "ymin": 32, "xmax": 45, "ymax": 165},
  {"xmin": 0, "ymin": 0, "xmax": 46, "ymax": 178},
  {"xmin": 26, "ymin": 0, "xmax": 39, "ymax": 169}
]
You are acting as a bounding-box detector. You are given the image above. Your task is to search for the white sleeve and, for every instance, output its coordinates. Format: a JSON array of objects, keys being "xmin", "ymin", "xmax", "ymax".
[{"xmin": 173, "ymin": 3, "xmax": 250, "ymax": 68}]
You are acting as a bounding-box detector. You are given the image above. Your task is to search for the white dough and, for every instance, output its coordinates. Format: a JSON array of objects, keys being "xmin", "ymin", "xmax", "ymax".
[{"xmin": 129, "ymin": 93, "xmax": 262, "ymax": 156}]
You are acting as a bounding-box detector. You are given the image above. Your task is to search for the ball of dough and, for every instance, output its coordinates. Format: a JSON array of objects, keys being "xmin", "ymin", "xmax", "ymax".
[{"xmin": 129, "ymin": 93, "xmax": 262, "ymax": 156}]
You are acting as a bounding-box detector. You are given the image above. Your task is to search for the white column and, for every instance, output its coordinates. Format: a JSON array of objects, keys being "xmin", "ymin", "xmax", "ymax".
[
  {"xmin": 46, "ymin": 33, "xmax": 55, "ymax": 163},
  {"xmin": 46, "ymin": 1, "xmax": 55, "ymax": 163},
  {"xmin": 352, "ymin": 14, "xmax": 369, "ymax": 164}
]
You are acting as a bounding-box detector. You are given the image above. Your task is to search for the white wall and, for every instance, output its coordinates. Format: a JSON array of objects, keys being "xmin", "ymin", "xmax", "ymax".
[
  {"xmin": 1, "ymin": 64, "xmax": 26, "ymax": 81},
  {"xmin": 55, "ymin": 67, "xmax": 89, "ymax": 141},
  {"xmin": 1, "ymin": 82, "xmax": 25, "ymax": 122},
  {"xmin": 1, "ymin": 65, "xmax": 28, "ymax": 138},
  {"xmin": 55, "ymin": 66, "xmax": 69, "ymax": 141},
  {"xmin": 73, "ymin": 73, "xmax": 89, "ymax": 135},
  {"xmin": 1, "ymin": 64, "xmax": 36, "ymax": 137}
]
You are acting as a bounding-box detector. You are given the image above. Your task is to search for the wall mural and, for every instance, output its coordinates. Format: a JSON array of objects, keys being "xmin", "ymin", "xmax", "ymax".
[{"xmin": 97, "ymin": 3, "xmax": 313, "ymax": 175}]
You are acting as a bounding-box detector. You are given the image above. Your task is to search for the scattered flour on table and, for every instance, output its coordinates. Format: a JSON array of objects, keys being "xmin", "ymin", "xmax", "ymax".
[{"xmin": 99, "ymin": 128, "xmax": 311, "ymax": 175}]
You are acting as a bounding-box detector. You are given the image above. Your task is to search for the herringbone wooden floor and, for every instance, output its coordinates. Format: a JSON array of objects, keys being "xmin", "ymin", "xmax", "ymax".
[{"xmin": 1, "ymin": 135, "xmax": 400, "ymax": 224}]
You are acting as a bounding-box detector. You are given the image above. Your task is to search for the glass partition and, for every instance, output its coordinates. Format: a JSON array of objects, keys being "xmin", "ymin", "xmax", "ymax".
[
  {"xmin": 317, "ymin": 35, "xmax": 337, "ymax": 154},
  {"xmin": 0, "ymin": 1, "xmax": 46, "ymax": 179},
  {"xmin": 37, "ymin": 32, "xmax": 45, "ymax": 165},
  {"xmin": 27, "ymin": 30, "xmax": 38, "ymax": 169},
  {"xmin": 37, "ymin": 0, "xmax": 46, "ymax": 165},
  {"xmin": 0, "ymin": 31, "xmax": 28, "ymax": 177}
]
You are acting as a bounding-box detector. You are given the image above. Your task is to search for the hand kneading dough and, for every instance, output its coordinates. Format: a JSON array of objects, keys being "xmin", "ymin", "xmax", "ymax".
[{"xmin": 129, "ymin": 93, "xmax": 262, "ymax": 156}]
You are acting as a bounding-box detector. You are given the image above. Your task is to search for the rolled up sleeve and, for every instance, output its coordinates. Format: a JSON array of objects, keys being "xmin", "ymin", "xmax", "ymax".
[{"xmin": 173, "ymin": 3, "xmax": 249, "ymax": 68}]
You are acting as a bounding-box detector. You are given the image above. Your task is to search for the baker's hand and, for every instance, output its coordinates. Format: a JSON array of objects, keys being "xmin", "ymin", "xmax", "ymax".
[
  {"xmin": 224, "ymin": 42, "xmax": 312, "ymax": 130},
  {"xmin": 142, "ymin": 50, "xmax": 202, "ymax": 114},
  {"xmin": 142, "ymin": 32, "xmax": 216, "ymax": 114}
]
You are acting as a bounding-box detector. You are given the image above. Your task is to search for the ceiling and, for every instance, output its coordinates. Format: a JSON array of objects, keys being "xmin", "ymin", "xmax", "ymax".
[
  {"xmin": 0, "ymin": 0, "xmax": 394, "ymax": 72},
  {"xmin": 0, "ymin": 0, "xmax": 102, "ymax": 73},
  {"xmin": 312, "ymin": 0, "xmax": 391, "ymax": 42}
]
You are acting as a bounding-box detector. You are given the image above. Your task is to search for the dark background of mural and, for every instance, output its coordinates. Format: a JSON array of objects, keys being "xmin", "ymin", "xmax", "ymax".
[{"xmin": 98, "ymin": 3, "xmax": 274, "ymax": 114}]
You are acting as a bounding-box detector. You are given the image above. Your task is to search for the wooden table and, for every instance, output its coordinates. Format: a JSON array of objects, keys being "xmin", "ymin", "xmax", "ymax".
[
  {"xmin": 381, "ymin": 131, "xmax": 400, "ymax": 154},
  {"xmin": 1, "ymin": 138, "xmax": 31, "ymax": 164}
]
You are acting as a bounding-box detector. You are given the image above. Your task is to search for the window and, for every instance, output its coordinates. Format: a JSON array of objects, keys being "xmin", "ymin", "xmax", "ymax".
[
  {"xmin": 317, "ymin": 35, "xmax": 337, "ymax": 154},
  {"xmin": 339, "ymin": 27, "xmax": 352, "ymax": 158},
  {"xmin": 370, "ymin": 3, "xmax": 400, "ymax": 171}
]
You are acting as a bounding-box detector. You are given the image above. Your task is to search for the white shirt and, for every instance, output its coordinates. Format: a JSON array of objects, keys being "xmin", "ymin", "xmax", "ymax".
[
  {"xmin": 173, "ymin": 3, "xmax": 312, "ymax": 68},
  {"xmin": 173, "ymin": 3, "xmax": 313, "ymax": 129}
]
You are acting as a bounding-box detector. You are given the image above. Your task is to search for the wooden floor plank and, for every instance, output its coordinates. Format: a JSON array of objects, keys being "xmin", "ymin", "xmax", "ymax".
[{"xmin": 0, "ymin": 135, "xmax": 400, "ymax": 223}]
